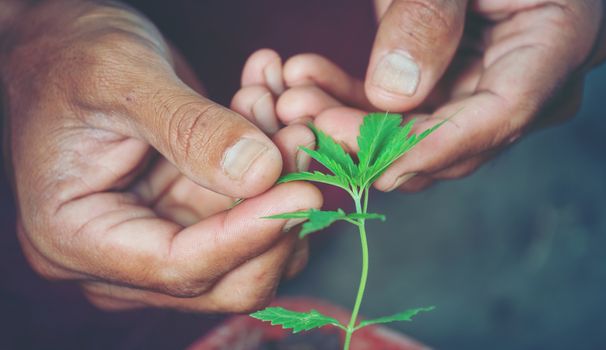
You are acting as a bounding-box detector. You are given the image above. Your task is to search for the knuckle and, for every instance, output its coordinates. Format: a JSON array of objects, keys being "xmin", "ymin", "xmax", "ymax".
[
  {"xmin": 276, "ymin": 87, "xmax": 310, "ymax": 117},
  {"xmin": 167, "ymin": 102, "xmax": 228, "ymax": 164},
  {"xmin": 155, "ymin": 266, "xmax": 212, "ymax": 298},
  {"xmin": 392, "ymin": 0, "xmax": 460, "ymax": 49},
  {"xmin": 283, "ymin": 54, "xmax": 324, "ymax": 85}
]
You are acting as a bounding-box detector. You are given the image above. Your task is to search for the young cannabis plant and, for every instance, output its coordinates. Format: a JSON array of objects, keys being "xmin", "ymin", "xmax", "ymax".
[{"xmin": 251, "ymin": 112, "xmax": 445, "ymax": 350}]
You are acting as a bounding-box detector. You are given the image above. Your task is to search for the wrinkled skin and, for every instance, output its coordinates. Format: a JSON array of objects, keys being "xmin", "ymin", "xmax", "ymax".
[
  {"xmin": 235, "ymin": 0, "xmax": 605, "ymax": 192},
  {"xmin": 1, "ymin": 1, "xmax": 320, "ymax": 312},
  {"xmin": 1, "ymin": 0, "xmax": 604, "ymax": 313}
]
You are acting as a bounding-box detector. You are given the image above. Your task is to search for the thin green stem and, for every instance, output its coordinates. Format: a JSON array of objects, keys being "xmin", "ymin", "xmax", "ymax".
[
  {"xmin": 343, "ymin": 193, "xmax": 370, "ymax": 350},
  {"xmin": 362, "ymin": 186, "xmax": 369, "ymax": 214}
]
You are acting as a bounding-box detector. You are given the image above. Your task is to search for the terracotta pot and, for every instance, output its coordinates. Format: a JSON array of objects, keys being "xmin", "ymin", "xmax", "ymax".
[{"xmin": 188, "ymin": 297, "xmax": 428, "ymax": 350}]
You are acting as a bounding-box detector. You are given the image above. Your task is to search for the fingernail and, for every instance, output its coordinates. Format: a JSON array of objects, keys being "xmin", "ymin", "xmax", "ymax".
[
  {"xmin": 295, "ymin": 142, "xmax": 315, "ymax": 172},
  {"xmin": 372, "ymin": 51, "xmax": 420, "ymax": 96},
  {"xmin": 252, "ymin": 92, "xmax": 279, "ymax": 134},
  {"xmin": 283, "ymin": 218, "xmax": 307, "ymax": 232},
  {"xmin": 387, "ymin": 172, "xmax": 417, "ymax": 191},
  {"xmin": 222, "ymin": 138, "xmax": 268, "ymax": 180},
  {"xmin": 264, "ymin": 62, "xmax": 285, "ymax": 95}
]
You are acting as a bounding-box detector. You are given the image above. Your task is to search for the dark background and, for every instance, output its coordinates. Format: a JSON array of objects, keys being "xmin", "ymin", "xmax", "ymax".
[{"xmin": 1, "ymin": 0, "xmax": 605, "ymax": 349}]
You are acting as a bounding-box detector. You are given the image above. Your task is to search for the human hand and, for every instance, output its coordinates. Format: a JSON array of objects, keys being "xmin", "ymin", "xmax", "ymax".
[
  {"xmin": 1, "ymin": 1, "xmax": 321, "ymax": 312},
  {"xmin": 242, "ymin": 1, "xmax": 605, "ymax": 192}
]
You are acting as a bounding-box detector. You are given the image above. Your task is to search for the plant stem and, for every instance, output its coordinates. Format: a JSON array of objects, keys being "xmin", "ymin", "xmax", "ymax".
[{"xmin": 343, "ymin": 194, "xmax": 370, "ymax": 350}]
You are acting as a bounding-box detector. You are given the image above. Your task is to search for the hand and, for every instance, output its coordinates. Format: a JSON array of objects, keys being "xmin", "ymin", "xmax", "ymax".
[
  {"xmin": 1, "ymin": 1, "xmax": 321, "ymax": 312},
  {"xmin": 245, "ymin": 0, "xmax": 605, "ymax": 192}
]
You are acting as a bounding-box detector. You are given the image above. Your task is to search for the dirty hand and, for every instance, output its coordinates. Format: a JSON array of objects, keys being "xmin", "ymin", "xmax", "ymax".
[
  {"xmin": 1, "ymin": 1, "xmax": 320, "ymax": 312},
  {"xmin": 239, "ymin": 0, "xmax": 606, "ymax": 192}
]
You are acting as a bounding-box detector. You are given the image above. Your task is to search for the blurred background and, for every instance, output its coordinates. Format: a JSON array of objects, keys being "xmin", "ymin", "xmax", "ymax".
[{"xmin": 1, "ymin": 0, "xmax": 604, "ymax": 349}]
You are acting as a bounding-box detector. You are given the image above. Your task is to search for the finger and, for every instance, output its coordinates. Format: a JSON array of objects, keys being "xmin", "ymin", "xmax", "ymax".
[
  {"xmin": 272, "ymin": 124, "xmax": 316, "ymax": 173},
  {"xmin": 387, "ymin": 152, "xmax": 490, "ymax": 192},
  {"xmin": 241, "ymin": 48, "xmax": 285, "ymax": 94},
  {"xmin": 37, "ymin": 182, "xmax": 322, "ymax": 297},
  {"xmin": 372, "ymin": 97, "xmax": 498, "ymax": 192},
  {"xmin": 132, "ymin": 158, "xmax": 234, "ymax": 226},
  {"xmin": 275, "ymin": 86, "xmax": 342, "ymax": 125},
  {"xmin": 207, "ymin": 233, "xmax": 297, "ymax": 312},
  {"xmin": 430, "ymin": 153, "xmax": 490, "ymax": 180},
  {"xmin": 365, "ymin": 0, "xmax": 467, "ymax": 110},
  {"xmin": 283, "ymin": 238, "xmax": 309, "ymax": 279},
  {"xmin": 231, "ymin": 85, "xmax": 279, "ymax": 134},
  {"xmin": 396, "ymin": 174, "xmax": 434, "ymax": 192},
  {"xmin": 125, "ymin": 74, "xmax": 281, "ymax": 198},
  {"xmin": 312, "ymin": 107, "xmax": 368, "ymax": 153},
  {"xmin": 375, "ymin": 2, "xmax": 602, "ymax": 191},
  {"xmin": 83, "ymin": 292, "xmax": 146, "ymax": 311},
  {"xmin": 283, "ymin": 54, "xmax": 373, "ymax": 109},
  {"xmin": 81, "ymin": 234, "xmax": 297, "ymax": 313}
]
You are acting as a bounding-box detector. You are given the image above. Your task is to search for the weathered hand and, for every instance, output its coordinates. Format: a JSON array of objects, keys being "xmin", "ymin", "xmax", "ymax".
[
  {"xmin": 252, "ymin": 0, "xmax": 605, "ymax": 192},
  {"xmin": 1, "ymin": 1, "xmax": 321, "ymax": 312}
]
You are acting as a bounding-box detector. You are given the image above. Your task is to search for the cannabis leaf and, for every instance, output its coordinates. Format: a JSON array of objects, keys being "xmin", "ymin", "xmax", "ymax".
[
  {"xmin": 280, "ymin": 114, "xmax": 446, "ymax": 190},
  {"xmin": 356, "ymin": 113, "xmax": 403, "ymax": 177},
  {"xmin": 251, "ymin": 307, "xmax": 345, "ymax": 333},
  {"xmin": 278, "ymin": 171, "xmax": 349, "ymax": 191},
  {"xmin": 310, "ymin": 125, "xmax": 357, "ymax": 181},
  {"xmin": 257, "ymin": 112, "xmax": 446, "ymax": 350},
  {"xmin": 355, "ymin": 306, "xmax": 436, "ymax": 330},
  {"xmin": 265, "ymin": 209, "xmax": 385, "ymax": 238}
]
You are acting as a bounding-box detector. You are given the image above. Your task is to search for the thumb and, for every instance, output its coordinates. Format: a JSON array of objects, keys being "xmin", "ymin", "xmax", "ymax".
[
  {"xmin": 366, "ymin": 0, "xmax": 467, "ymax": 111},
  {"xmin": 127, "ymin": 74, "xmax": 282, "ymax": 198}
]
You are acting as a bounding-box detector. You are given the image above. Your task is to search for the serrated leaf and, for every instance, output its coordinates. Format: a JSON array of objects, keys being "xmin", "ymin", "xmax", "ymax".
[
  {"xmin": 362, "ymin": 117, "xmax": 446, "ymax": 185},
  {"xmin": 277, "ymin": 171, "xmax": 349, "ymax": 190},
  {"xmin": 348, "ymin": 213, "xmax": 386, "ymax": 221},
  {"xmin": 264, "ymin": 209, "xmax": 386, "ymax": 237},
  {"xmin": 357, "ymin": 113, "xmax": 403, "ymax": 175},
  {"xmin": 356, "ymin": 306, "xmax": 435, "ymax": 330},
  {"xmin": 263, "ymin": 211, "xmax": 314, "ymax": 220},
  {"xmin": 264, "ymin": 209, "xmax": 347, "ymax": 237},
  {"xmin": 300, "ymin": 209, "xmax": 348, "ymax": 238},
  {"xmin": 308, "ymin": 125, "xmax": 357, "ymax": 182},
  {"xmin": 251, "ymin": 307, "xmax": 345, "ymax": 333}
]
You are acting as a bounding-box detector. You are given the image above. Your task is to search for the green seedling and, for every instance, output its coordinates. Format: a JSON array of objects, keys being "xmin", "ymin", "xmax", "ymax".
[{"xmin": 251, "ymin": 112, "xmax": 446, "ymax": 350}]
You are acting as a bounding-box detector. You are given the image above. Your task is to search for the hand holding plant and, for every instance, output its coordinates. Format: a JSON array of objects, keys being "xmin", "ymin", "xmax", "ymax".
[{"xmin": 250, "ymin": 112, "xmax": 445, "ymax": 349}]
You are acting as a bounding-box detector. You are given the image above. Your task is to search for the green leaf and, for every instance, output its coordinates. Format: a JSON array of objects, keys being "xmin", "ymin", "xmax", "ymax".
[
  {"xmin": 356, "ymin": 113, "xmax": 403, "ymax": 175},
  {"xmin": 251, "ymin": 307, "xmax": 345, "ymax": 333},
  {"xmin": 362, "ymin": 117, "xmax": 446, "ymax": 185},
  {"xmin": 277, "ymin": 171, "xmax": 349, "ymax": 190},
  {"xmin": 265, "ymin": 209, "xmax": 374, "ymax": 238},
  {"xmin": 308, "ymin": 125, "xmax": 357, "ymax": 182},
  {"xmin": 348, "ymin": 213, "xmax": 386, "ymax": 221},
  {"xmin": 355, "ymin": 306, "xmax": 435, "ymax": 330},
  {"xmin": 264, "ymin": 211, "xmax": 313, "ymax": 220},
  {"xmin": 300, "ymin": 209, "xmax": 348, "ymax": 238}
]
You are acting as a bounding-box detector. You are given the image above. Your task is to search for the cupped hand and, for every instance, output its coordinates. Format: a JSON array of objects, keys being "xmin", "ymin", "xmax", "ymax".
[
  {"xmin": 241, "ymin": 0, "xmax": 605, "ymax": 192},
  {"xmin": 1, "ymin": 1, "xmax": 321, "ymax": 312}
]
